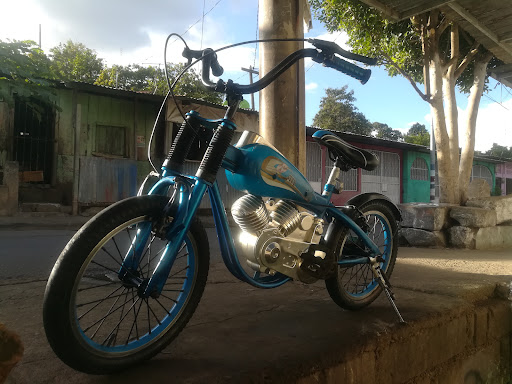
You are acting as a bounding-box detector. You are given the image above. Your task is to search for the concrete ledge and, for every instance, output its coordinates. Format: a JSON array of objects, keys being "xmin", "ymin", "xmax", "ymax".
[{"xmin": 4, "ymin": 247, "xmax": 511, "ymax": 383}]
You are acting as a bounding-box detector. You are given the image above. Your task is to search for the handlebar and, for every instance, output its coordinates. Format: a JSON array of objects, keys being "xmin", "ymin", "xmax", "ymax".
[{"xmin": 181, "ymin": 39, "xmax": 377, "ymax": 95}]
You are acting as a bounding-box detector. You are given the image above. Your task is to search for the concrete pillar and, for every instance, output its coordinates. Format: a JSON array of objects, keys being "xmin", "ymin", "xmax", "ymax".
[{"xmin": 258, "ymin": 0, "xmax": 306, "ymax": 174}]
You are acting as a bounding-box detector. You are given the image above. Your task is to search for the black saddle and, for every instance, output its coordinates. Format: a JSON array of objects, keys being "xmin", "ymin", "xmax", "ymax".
[{"xmin": 312, "ymin": 130, "xmax": 379, "ymax": 171}]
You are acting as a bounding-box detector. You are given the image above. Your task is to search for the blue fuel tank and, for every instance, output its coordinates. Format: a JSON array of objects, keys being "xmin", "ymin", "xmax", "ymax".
[{"xmin": 225, "ymin": 131, "xmax": 315, "ymax": 203}]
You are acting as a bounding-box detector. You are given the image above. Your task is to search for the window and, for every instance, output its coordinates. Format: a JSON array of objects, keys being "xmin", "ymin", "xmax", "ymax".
[
  {"xmin": 95, "ymin": 125, "xmax": 126, "ymax": 157},
  {"xmin": 326, "ymin": 156, "xmax": 358, "ymax": 191},
  {"xmin": 410, "ymin": 157, "xmax": 429, "ymax": 181},
  {"xmin": 470, "ymin": 164, "xmax": 493, "ymax": 188}
]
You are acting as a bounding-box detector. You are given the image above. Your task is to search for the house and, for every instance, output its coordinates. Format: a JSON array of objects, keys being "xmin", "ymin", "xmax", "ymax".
[{"xmin": 0, "ymin": 82, "xmax": 506, "ymax": 215}]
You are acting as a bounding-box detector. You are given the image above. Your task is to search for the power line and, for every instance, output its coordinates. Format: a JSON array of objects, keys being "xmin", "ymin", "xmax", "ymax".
[{"xmin": 483, "ymin": 93, "xmax": 510, "ymax": 111}]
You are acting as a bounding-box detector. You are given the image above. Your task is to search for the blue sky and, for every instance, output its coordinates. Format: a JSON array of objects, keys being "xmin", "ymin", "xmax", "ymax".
[{"xmin": 2, "ymin": 0, "xmax": 512, "ymax": 151}]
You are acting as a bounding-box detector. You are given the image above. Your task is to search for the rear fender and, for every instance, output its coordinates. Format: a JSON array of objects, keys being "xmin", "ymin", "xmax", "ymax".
[{"xmin": 345, "ymin": 193, "xmax": 402, "ymax": 222}]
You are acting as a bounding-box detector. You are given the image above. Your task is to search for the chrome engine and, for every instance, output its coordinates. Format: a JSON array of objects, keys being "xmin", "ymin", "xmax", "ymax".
[{"xmin": 232, "ymin": 194, "xmax": 324, "ymax": 283}]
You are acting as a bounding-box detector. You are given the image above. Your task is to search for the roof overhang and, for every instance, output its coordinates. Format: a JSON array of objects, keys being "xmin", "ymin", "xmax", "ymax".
[{"xmin": 357, "ymin": 0, "xmax": 512, "ymax": 87}]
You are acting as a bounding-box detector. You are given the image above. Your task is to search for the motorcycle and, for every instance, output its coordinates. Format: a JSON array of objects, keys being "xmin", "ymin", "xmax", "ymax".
[{"xmin": 43, "ymin": 35, "xmax": 403, "ymax": 374}]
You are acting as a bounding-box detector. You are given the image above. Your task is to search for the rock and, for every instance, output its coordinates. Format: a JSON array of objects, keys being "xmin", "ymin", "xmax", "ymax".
[
  {"xmin": 398, "ymin": 203, "xmax": 455, "ymax": 231},
  {"xmin": 466, "ymin": 195, "xmax": 512, "ymax": 225},
  {"xmin": 0, "ymin": 323, "xmax": 24, "ymax": 383},
  {"xmin": 467, "ymin": 178, "xmax": 491, "ymax": 199},
  {"xmin": 399, "ymin": 228, "xmax": 447, "ymax": 248},
  {"xmin": 449, "ymin": 206, "xmax": 497, "ymax": 228},
  {"xmin": 475, "ymin": 225, "xmax": 512, "ymax": 250},
  {"xmin": 448, "ymin": 226, "xmax": 477, "ymax": 249}
]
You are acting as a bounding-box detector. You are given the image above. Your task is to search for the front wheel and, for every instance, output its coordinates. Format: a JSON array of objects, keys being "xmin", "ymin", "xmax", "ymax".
[
  {"xmin": 43, "ymin": 195, "xmax": 209, "ymax": 374},
  {"xmin": 325, "ymin": 201, "xmax": 398, "ymax": 310}
]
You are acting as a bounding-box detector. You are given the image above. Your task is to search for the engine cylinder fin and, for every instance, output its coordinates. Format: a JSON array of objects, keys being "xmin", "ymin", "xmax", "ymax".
[
  {"xmin": 231, "ymin": 195, "xmax": 270, "ymax": 234},
  {"xmin": 271, "ymin": 200, "xmax": 301, "ymax": 237}
]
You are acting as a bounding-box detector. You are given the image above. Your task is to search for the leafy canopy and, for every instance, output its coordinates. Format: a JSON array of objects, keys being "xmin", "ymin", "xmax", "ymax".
[
  {"xmin": 309, "ymin": 0, "xmax": 498, "ymax": 94},
  {"xmin": 404, "ymin": 122, "xmax": 430, "ymax": 146},
  {"xmin": 0, "ymin": 39, "xmax": 56, "ymax": 107},
  {"xmin": 50, "ymin": 40, "xmax": 104, "ymax": 83},
  {"xmin": 313, "ymin": 85, "xmax": 372, "ymax": 135},
  {"xmin": 373, "ymin": 122, "xmax": 403, "ymax": 141},
  {"xmin": 94, "ymin": 62, "xmax": 223, "ymax": 103}
]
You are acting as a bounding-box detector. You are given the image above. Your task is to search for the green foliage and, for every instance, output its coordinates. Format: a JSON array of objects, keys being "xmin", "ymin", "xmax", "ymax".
[
  {"xmin": 0, "ymin": 39, "xmax": 56, "ymax": 108},
  {"xmin": 50, "ymin": 40, "xmax": 104, "ymax": 83},
  {"xmin": 310, "ymin": 0, "xmax": 492, "ymax": 94},
  {"xmin": 485, "ymin": 143, "xmax": 512, "ymax": 158},
  {"xmin": 404, "ymin": 122, "xmax": 430, "ymax": 146},
  {"xmin": 373, "ymin": 122, "xmax": 403, "ymax": 141},
  {"xmin": 313, "ymin": 86, "xmax": 372, "ymax": 135},
  {"xmin": 95, "ymin": 63, "xmax": 223, "ymax": 104}
]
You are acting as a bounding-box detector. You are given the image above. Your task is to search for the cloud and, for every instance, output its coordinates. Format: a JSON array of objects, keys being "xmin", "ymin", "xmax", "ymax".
[{"xmin": 305, "ymin": 82, "xmax": 318, "ymax": 91}]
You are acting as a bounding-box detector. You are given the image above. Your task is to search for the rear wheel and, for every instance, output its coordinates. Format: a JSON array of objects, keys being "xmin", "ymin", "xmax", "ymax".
[
  {"xmin": 43, "ymin": 195, "xmax": 209, "ymax": 374},
  {"xmin": 325, "ymin": 201, "xmax": 398, "ymax": 310}
]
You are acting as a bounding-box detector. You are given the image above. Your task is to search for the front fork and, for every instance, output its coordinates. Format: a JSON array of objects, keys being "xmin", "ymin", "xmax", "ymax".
[{"xmin": 118, "ymin": 176, "xmax": 207, "ymax": 299}]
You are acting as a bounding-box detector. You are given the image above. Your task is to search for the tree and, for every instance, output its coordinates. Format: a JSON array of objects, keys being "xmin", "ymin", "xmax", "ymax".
[
  {"xmin": 50, "ymin": 40, "xmax": 104, "ymax": 83},
  {"xmin": 95, "ymin": 63, "xmax": 223, "ymax": 104},
  {"xmin": 313, "ymin": 86, "xmax": 373, "ymax": 135},
  {"xmin": 0, "ymin": 39, "xmax": 56, "ymax": 109},
  {"xmin": 373, "ymin": 122, "xmax": 403, "ymax": 141},
  {"xmin": 485, "ymin": 143, "xmax": 512, "ymax": 159},
  {"xmin": 404, "ymin": 122, "xmax": 430, "ymax": 146},
  {"xmin": 311, "ymin": 0, "xmax": 500, "ymax": 204}
]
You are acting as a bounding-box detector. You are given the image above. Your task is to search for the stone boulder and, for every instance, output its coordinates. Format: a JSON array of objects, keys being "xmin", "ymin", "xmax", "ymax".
[
  {"xmin": 467, "ymin": 178, "xmax": 491, "ymax": 200},
  {"xmin": 448, "ymin": 226, "xmax": 477, "ymax": 249},
  {"xmin": 398, "ymin": 203, "xmax": 455, "ymax": 231},
  {"xmin": 466, "ymin": 195, "xmax": 512, "ymax": 225},
  {"xmin": 449, "ymin": 206, "xmax": 497, "ymax": 228},
  {"xmin": 475, "ymin": 225, "xmax": 512, "ymax": 250},
  {"xmin": 399, "ymin": 228, "xmax": 447, "ymax": 248}
]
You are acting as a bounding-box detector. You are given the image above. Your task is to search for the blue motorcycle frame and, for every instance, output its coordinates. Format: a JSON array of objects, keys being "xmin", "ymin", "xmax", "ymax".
[{"xmin": 127, "ymin": 112, "xmax": 392, "ymax": 298}]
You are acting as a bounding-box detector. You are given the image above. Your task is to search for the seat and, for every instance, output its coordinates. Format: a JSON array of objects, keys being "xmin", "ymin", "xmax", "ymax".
[{"xmin": 312, "ymin": 130, "xmax": 379, "ymax": 171}]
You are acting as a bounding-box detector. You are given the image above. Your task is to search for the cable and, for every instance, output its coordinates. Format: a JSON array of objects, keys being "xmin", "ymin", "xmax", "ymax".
[
  {"xmin": 147, "ymin": 36, "xmax": 310, "ymax": 173},
  {"xmin": 306, "ymin": 31, "xmax": 345, "ymax": 73}
]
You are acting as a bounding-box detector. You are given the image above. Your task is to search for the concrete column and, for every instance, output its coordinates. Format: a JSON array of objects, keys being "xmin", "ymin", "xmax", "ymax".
[{"xmin": 258, "ymin": 0, "xmax": 306, "ymax": 174}]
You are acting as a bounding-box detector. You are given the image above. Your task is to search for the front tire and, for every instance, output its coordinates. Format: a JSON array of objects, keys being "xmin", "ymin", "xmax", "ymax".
[
  {"xmin": 326, "ymin": 201, "xmax": 398, "ymax": 310},
  {"xmin": 43, "ymin": 195, "xmax": 209, "ymax": 374}
]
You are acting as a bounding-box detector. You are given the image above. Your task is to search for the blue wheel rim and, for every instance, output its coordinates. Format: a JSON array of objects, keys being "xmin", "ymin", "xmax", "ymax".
[{"xmin": 72, "ymin": 217, "xmax": 197, "ymax": 355}]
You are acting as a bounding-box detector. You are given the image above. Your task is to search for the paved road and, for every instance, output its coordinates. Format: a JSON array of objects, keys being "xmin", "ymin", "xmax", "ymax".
[{"xmin": 0, "ymin": 228, "xmax": 224, "ymax": 281}]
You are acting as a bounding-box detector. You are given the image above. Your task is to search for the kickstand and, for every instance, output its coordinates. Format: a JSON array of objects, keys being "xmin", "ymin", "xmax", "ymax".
[{"xmin": 371, "ymin": 260, "xmax": 406, "ymax": 324}]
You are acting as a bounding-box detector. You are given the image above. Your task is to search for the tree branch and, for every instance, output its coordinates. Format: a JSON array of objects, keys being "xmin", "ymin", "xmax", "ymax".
[
  {"xmin": 437, "ymin": 17, "xmax": 450, "ymax": 37},
  {"xmin": 454, "ymin": 41, "xmax": 480, "ymax": 79},
  {"xmin": 380, "ymin": 51, "xmax": 429, "ymax": 103}
]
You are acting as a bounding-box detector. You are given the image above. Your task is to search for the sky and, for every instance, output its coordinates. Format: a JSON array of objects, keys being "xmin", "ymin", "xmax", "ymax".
[{"xmin": 2, "ymin": 0, "xmax": 512, "ymax": 152}]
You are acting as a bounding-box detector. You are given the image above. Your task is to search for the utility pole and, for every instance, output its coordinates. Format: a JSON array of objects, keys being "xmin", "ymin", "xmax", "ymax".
[
  {"xmin": 258, "ymin": 0, "xmax": 306, "ymax": 173},
  {"xmin": 241, "ymin": 66, "xmax": 258, "ymax": 110}
]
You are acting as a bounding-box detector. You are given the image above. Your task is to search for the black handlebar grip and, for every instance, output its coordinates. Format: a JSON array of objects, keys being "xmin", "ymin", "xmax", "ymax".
[
  {"xmin": 323, "ymin": 56, "xmax": 371, "ymax": 84},
  {"xmin": 308, "ymin": 39, "xmax": 378, "ymax": 66}
]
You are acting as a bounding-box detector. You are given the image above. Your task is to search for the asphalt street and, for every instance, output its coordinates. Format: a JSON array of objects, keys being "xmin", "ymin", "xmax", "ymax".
[{"xmin": 0, "ymin": 228, "xmax": 224, "ymax": 282}]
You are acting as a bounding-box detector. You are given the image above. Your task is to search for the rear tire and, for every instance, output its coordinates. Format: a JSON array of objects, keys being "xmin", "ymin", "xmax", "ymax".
[
  {"xmin": 325, "ymin": 201, "xmax": 398, "ymax": 310},
  {"xmin": 43, "ymin": 195, "xmax": 209, "ymax": 374}
]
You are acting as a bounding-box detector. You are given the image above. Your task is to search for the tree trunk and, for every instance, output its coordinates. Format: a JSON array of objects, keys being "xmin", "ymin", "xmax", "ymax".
[
  {"xmin": 443, "ymin": 24, "xmax": 460, "ymax": 199},
  {"xmin": 458, "ymin": 54, "xmax": 492, "ymax": 204},
  {"xmin": 430, "ymin": 51, "xmax": 457, "ymax": 204}
]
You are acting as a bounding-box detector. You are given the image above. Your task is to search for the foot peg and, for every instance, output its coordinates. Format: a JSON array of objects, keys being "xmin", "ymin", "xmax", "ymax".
[{"xmin": 371, "ymin": 259, "xmax": 406, "ymax": 324}]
